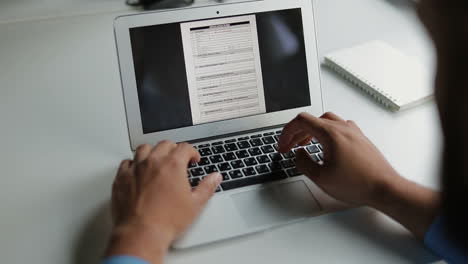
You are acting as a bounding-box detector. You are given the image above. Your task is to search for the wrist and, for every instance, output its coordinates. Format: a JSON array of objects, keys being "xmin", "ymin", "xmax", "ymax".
[
  {"xmin": 106, "ymin": 220, "xmax": 174, "ymax": 264},
  {"xmin": 366, "ymin": 173, "xmax": 441, "ymax": 239},
  {"xmin": 366, "ymin": 170, "xmax": 404, "ymax": 210}
]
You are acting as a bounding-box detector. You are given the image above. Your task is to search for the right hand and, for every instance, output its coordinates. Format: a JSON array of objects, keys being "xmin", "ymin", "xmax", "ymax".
[{"xmin": 279, "ymin": 112, "xmax": 401, "ymax": 207}]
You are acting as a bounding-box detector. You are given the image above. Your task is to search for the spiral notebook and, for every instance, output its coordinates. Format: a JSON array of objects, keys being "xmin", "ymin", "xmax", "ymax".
[{"xmin": 324, "ymin": 40, "xmax": 433, "ymax": 111}]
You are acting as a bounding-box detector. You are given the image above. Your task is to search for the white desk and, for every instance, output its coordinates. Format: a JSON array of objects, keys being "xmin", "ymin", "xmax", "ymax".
[{"xmin": 0, "ymin": 0, "xmax": 443, "ymax": 263}]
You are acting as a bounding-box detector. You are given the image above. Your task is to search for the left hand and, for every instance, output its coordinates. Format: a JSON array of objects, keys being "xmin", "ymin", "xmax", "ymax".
[{"xmin": 106, "ymin": 141, "xmax": 222, "ymax": 263}]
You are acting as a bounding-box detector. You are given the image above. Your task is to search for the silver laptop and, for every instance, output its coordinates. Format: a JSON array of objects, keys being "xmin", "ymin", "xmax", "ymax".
[{"xmin": 114, "ymin": 0, "xmax": 345, "ymax": 249}]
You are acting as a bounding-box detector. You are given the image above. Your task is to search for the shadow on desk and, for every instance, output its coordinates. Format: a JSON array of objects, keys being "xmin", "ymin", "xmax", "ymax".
[
  {"xmin": 71, "ymin": 168, "xmax": 113, "ymax": 264},
  {"xmin": 73, "ymin": 202, "xmax": 112, "ymax": 264}
]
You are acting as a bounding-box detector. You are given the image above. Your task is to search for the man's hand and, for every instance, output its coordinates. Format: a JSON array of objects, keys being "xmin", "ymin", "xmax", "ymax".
[
  {"xmin": 279, "ymin": 112, "xmax": 399, "ymax": 207},
  {"xmin": 279, "ymin": 112, "xmax": 439, "ymax": 239},
  {"xmin": 106, "ymin": 141, "xmax": 222, "ymax": 263}
]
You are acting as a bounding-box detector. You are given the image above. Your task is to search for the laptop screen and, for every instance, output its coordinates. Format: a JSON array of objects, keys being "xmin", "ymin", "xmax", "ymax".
[{"xmin": 130, "ymin": 8, "xmax": 311, "ymax": 134}]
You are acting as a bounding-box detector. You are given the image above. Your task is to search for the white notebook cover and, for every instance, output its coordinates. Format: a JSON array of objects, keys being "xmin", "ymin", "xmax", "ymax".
[{"xmin": 324, "ymin": 40, "xmax": 433, "ymax": 111}]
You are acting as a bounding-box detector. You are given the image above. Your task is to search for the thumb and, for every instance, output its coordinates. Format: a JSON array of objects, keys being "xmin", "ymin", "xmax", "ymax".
[
  {"xmin": 296, "ymin": 149, "xmax": 323, "ymax": 184},
  {"xmin": 192, "ymin": 172, "xmax": 222, "ymax": 208}
]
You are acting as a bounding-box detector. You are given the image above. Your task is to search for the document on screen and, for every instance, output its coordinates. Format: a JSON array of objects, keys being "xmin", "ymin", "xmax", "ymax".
[{"xmin": 180, "ymin": 15, "xmax": 266, "ymax": 125}]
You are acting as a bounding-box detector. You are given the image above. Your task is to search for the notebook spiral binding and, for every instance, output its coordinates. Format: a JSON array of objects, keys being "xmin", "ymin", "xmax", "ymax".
[{"xmin": 325, "ymin": 57, "xmax": 398, "ymax": 110}]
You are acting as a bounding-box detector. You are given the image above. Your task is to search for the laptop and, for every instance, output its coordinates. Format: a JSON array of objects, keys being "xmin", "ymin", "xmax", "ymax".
[{"xmin": 114, "ymin": 0, "xmax": 345, "ymax": 249}]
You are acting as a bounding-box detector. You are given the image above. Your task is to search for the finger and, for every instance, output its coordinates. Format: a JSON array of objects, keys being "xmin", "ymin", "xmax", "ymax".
[
  {"xmin": 280, "ymin": 131, "xmax": 310, "ymax": 152},
  {"xmin": 149, "ymin": 140, "xmax": 177, "ymax": 161},
  {"xmin": 117, "ymin": 159, "xmax": 133, "ymax": 173},
  {"xmin": 280, "ymin": 114, "xmax": 307, "ymax": 147},
  {"xmin": 298, "ymin": 136, "xmax": 314, "ymax": 146},
  {"xmin": 321, "ymin": 112, "xmax": 345, "ymax": 122},
  {"xmin": 192, "ymin": 172, "xmax": 222, "ymax": 208},
  {"xmin": 134, "ymin": 144, "xmax": 152, "ymax": 163},
  {"xmin": 113, "ymin": 160, "xmax": 132, "ymax": 197},
  {"xmin": 115, "ymin": 160, "xmax": 136, "ymax": 191},
  {"xmin": 170, "ymin": 143, "xmax": 201, "ymax": 166},
  {"xmin": 295, "ymin": 149, "xmax": 323, "ymax": 184},
  {"xmin": 112, "ymin": 159, "xmax": 135, "ymax": 223},
  {"xmin": 280, "ymin": 113, "xmax": 330, "ymax": 152}
]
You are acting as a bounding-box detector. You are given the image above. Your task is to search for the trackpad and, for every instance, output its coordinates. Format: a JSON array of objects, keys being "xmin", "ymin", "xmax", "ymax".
[{"xmin": 231, "ymin": 180, "xmax": 321, "ymax": 228}]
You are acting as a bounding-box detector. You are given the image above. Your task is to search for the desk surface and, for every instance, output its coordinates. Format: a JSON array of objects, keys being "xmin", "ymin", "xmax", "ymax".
[{"xmin": 0, "ymin": 0, "xmax": 442, "ymax": 263}]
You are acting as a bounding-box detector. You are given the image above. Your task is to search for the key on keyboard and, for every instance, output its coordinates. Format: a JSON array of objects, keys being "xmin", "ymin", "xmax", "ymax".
[
  {"xmin": 257, "ymin": 155, "xmax": 271, "ymax": 164},
  {"xmin": 269, "ymin": 162, "xmax": 282, "ymax": 171},
  {"xmin": 255, "ymin": 164, "xmax": 270, "ymax": 174},
  {"xmin": 212, "ymin": 145, "xmax": 225, "ymax": 154},
  {"xmin": 269, "ymin": 153, "xmax": 283, "ymax": 162},
  {"xmin": 280, "ymin": 159, "xmax": 295, "ymax": 168},
  {"xmin": 199, "ymin": 148, "xmax": 212, "ymax": 156},
  {"xmin": 218, "ymin": 162, "xmax": 232, "ymax": 172},
  {"xmin": 306, "ymin": 145, "xmax": 320, "ymax": 154},
  {"xmin": 262, "ymin": 136, "xmax": 276, "ymax": 145},
  {"xmin": 198, "ymin": 157, "xmax": 210, "ymax": 166},
  {"xmin": 242, "ymin": 167, "xmax": 257, "ymax": 176},
  {"xmin": 248, "ymin": 147, "xmax": 262, "ymax": 156},
  {"xmin": 210, "ymin": 155, "xmax": 223, "ymax": 163},
  {"xmin": 244, "ymin": 157, "xmax": 258, "ymax": 166},
  {"xmin": 221, "ymin": 171, "xmax": 288, "ymax": 190},
  {"xmin": 318, "ymin": 152, "xmax": 324, "ymax": 160},
  {"xmin": 204, "ymin": 165, "xmax": 218, "ymax": 174},
  {"xmin": 225, "ymin": 143, "xmax": 238, "ymax": 152},
  {"xmin": 273, "ymin": 143, "xmax": 279, "ymax": 151},
  {"xmin": 190, "ymin": 168, "xmax": 205, "ymax": 177},
  {"xmin": 221, "ymin": 172, "xmax": 230, "ymax": 181},
  {"xmin": 283, "ymin": 151, "xmax": 295, "ymax": 159},
  {"xmin": 261, "ymin": 145, "xmax": 275, "ymax": 153},
  {"xmin": 250, "ymin": 138, "xmax": 263, "ymax": 147},
  {"xmin": 311, "ymin": 154, "xmax": 321, "ymax": 163},
  {"xmin": 229, "ymin": 170, "xmax": 244, "ymax": 179},
  {"xmin": 237, "ymin": 141, "xmax": 251, "ymax": 149},
  {"xmin": 231, "ymin": 160, "xmax": 245, "ymax": 169},
  {"xmin": 223, "ymin": 152, "xmax": 237, "ymax": 161},
  {"xmin": 235, "ymin": 150, "xmax": 250, "ymax": 159},
  {"xmin": 286, "ymin": 167, "xmax": 302, "ymax": 177},
  {"xmin": 190, "ymin": 177, "xmax": 200, "ymax": 187}
]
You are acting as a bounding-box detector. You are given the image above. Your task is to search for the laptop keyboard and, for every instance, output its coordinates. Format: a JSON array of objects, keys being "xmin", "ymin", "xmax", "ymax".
[{"xmin": 188, "ymin": 129, "xmax": 324, "ymax": 192}]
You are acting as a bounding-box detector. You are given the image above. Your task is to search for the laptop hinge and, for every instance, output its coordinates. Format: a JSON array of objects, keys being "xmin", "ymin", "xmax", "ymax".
[{"xmin": 186, "ymin": 124, "xmax": 285, "ymax": 144}]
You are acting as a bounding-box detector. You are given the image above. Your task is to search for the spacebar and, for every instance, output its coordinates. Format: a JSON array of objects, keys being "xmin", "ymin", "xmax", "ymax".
[{"xmin": 221, "ymin": 171, "xmax": 288, "ymax": 191}]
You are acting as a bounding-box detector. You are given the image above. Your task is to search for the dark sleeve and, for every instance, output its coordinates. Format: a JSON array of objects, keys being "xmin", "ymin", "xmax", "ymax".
[{"xmin": 424, "ymin": 215, "xmax": 468, "ymax": 263}]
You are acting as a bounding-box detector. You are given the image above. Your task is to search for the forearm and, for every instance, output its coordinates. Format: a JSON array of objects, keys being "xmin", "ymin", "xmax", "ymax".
[
  {"xmin": 105, "ymin": 223, "xmax": 172, "ymax": 264},
  {"xmin": 370, "ymin": 175, "xmax": 441, "ymax": 240}
]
